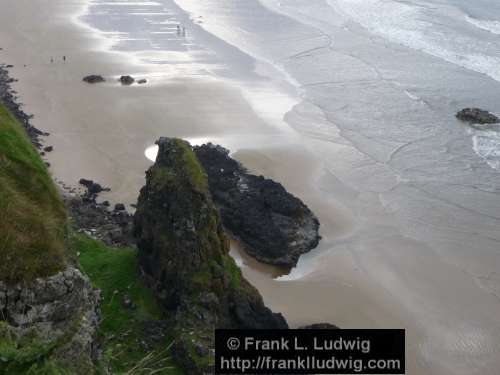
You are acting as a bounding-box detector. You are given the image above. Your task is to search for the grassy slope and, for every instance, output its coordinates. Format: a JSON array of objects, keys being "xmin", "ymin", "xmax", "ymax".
[
  {"xmin": 75, "ymin": 234, "xmax": 183, "ymax": 375},
  {"xmin": 0, "ymin": 103, "xmax": 67, "ymax": 283},
  {"xmin": 0, "ymin": 102, "xmax": 183, "ymax": 373}
]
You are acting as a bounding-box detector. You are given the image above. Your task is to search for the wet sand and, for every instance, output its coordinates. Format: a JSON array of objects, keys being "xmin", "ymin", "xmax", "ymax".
[{"xmin": 2, "ymin": 1, "xmax": 500, "ymax": 374}]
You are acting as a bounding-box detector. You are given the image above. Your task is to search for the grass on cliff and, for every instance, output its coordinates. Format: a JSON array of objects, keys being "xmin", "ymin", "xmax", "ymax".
[
  {"xmin": 0, "ymin": 103, "xmax": 67, "ymax": 284},
  {"xmin": 151, "ymin": 139, "xmax": 208, "ymax": 194},
  {"xmin": 75, "ymin": 234, "xmax": 183, "ymax": 375}
]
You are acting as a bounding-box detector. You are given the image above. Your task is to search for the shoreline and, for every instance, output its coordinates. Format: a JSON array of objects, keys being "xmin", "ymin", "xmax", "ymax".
[
  {"xmin": 5, "ymin": 1, "xmax": 500, "ymax": 374},
  {"xmin": 0, "ymin": 0, "xmax": 417, "ymax": 365}
]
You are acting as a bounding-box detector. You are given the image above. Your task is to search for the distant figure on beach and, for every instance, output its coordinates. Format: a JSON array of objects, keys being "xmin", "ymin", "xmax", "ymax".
[
  {"xmin": 50, "ymin": 57, "xmax": 53, "ymax": 63},
  {"xmin": 63, "ymin": 55, "xmax": 66, "ymax": 62},
  {"xmin": 182, "ymin": 26, "xmax": 186, "ymax": 37},
  {"xmin": 176, "ymin": 25, "xmax": 181, "ymax": 36}
]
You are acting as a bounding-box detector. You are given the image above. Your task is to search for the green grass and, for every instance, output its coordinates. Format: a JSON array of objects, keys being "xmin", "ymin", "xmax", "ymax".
[
  {"xmin": 0, "ymin": 322, "xmax": 71, "ymax": 375},
  {"xmin": 75, "ymin": 234, "xmax": 183, "ymax": 375},
  {"xmin": 152, "ymin": 139, "xmax": 208, "ymax": 194},
  {"xmin": 0, "ymin": 103, "xmax": 67, "ymax": 284}
]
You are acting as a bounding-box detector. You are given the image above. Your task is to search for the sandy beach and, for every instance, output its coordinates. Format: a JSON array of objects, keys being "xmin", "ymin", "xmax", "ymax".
[{"xmin": 2, "ymin": 0, "xmax": 500, "ymax": 374}]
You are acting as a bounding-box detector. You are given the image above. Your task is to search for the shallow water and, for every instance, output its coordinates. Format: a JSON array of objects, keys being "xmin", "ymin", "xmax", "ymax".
[{"xmin": 81, "ymin": 1, "xmax": 500, "ymax": 374}]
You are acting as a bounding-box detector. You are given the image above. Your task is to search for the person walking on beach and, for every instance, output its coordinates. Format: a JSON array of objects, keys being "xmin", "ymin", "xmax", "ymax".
[
  {"xmin": 50, "ymin": 57, "xmax": 53, "ymax": 63},
  {"xmin": 182, "ymin": 26, "xmax": 186, "ymax": 37},
  {"xmin": 176, "ymin": 25, "xmax": 181, "ymax": 36},
  {"xmin": 63, "ymin": 55, "xmax": 66, "ymax": 62}
]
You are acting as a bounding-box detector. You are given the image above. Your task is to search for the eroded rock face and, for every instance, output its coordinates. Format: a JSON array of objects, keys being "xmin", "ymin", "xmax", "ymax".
[
  {"xmin": 194, "ymin": 143, "xmax": 320, "ymax": 267},
  {"xmin": 0, "ymin": 267, "xmax": 100, "ymax": 373},
  {"xmin": 134, "ymin": 138, "xmax": 287, "ymax": 374},
  {"xmin": 456, "ymin": 108, "xmax": 499, "ymax": 124}
]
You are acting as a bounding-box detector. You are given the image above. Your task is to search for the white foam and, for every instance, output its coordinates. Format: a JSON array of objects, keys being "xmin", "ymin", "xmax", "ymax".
[
  {"xmin": 472, "ymin": 130, "xmax": 500, "ymax": 171},
  {"xmin": 325, "ymin": 0, "xmax": 500, "ymax": 83},
  {"xmin": 465, "ymin": 16, "xmax": 500, "ymax": 35}
]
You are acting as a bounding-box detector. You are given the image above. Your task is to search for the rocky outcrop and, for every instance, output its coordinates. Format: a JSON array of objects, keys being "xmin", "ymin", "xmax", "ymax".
[
  {"xmin": 1, "ymin": 64, "xmax": 47, "ymax": 149},
  {"xmin": 0, "ymin": 267, "xmax": 100, "ymax": 374},
  {"xmin": 134, "ymin": 138, "xmax": 287, "ymax": 374},
  {"xmin": 119, "ymin": 75, "xmax": 135, "ymax": 85},
  {"xmin": 83, "ymin": 75, "xmax": 105, "ymax": 84},
  {"xmin": 194, "ymin": 143, "xmax": 320, "ymax": 267},
  {"xmin": 456, "ymin": 108, "xmax": 499, "ymax": 124}
]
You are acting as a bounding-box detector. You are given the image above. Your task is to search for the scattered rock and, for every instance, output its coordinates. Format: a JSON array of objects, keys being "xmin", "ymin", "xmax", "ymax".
[
  {"xmin": 43, "ymin": 145, "xmax": 53, "ymax": 152},
  {"xmin": 0, "ymin": 64, "xmax": 46, "ymax": 149},
  {"xmin": 137, "ymin": 79, "xmax": 147, "ymax": 84},
  {"xmin": 102, "ymin": 200, "xmax": 110, "ymax": 207},
  {"xmin": 194, "ymin": 143, "xmax": 321, "ymax": 267},
  {"xmin": 83, "ymin": 75, "xmax": 105, "ymax": 84},
  {"xmin": 119, "ymin": 75, "xmax": 135, "ymax": 85},
  {"xmin": 456, "ymin": 108, "xmax": 499, "ymax": 124},
  {"xmin": 78, "ymin": 178, "xmax": 110, "ymax": 197},
  {"xmin": 65, "ymin": 195, "xmax": 135, "ymax": 248},
  {"xmin": 114, "ymin": 203, "xmax": 126, "ymax": 211}
]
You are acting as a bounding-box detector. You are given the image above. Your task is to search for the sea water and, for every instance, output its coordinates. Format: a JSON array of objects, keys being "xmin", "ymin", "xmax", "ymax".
[{"xmin": 81, "ymin": 1, "xmax": 500, "ymax": 374}]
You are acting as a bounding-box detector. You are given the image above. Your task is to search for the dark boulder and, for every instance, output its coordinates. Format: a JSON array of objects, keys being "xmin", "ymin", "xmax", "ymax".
[
  {"xmin": 193, "ymin": 143, "xmax": 320, "ymax": 267},
  {"xmin": 456, "ymin": 108, "xmax": 499, "ymax": 124},
  {"xmin": 43, "ymin": 145, "xmax": 53, "ymax": 152},
  {"xmin": 134, "ymin": 137, "xmax": 287, "ymax": 374},
  {"xmin": 114, "ymin": 203, "xmax": 126, "ymax": 211},
  {"xmin": 137, "ymin": 79, "xmax": 147, "ymax": 84},
  {"xmin": 83, "ymin": 75, "xmax": 105, "ymax": 84},
  {"xmin": 119, "ymin": 75, "xmax": 135, "ymax": 85},
  {"xmin": 79, "ymin": 178, "xmax": 106, "ymax": 195}
]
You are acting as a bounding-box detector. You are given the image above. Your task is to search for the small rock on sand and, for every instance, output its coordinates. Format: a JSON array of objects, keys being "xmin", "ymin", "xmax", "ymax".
[{"xmin": 83, "ymin": 75, "xmax": 105, "ymax": 84}]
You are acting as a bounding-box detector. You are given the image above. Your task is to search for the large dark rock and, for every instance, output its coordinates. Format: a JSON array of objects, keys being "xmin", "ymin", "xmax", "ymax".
[
  {"xmin": 456, "ymin": 108, "xmax": 499, "ymax": 124},
  {"xmin": 119, "ymin": 75, "xmax": 135, "ymax": 85},
  {"xmin": 193, "ymin": 143, "xmax": 320, "ymax": 267},
  {"xmin": 134, "ymin": 138, "xmax": 287, "ymax": 374},
  {"xmin": 82, "ymin": 75, "xmax": 105, "ymax": 84},
  {"xmin": 78, "ymin": 178, "xmax": 108, "ymax": 196}
]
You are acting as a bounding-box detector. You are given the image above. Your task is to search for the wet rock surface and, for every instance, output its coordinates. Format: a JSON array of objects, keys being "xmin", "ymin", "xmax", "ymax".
[
  {"xmin": 456, "ymin": 108, "xmax": 499, "ymax": 124},
  {"xmin": 194, "ymin": 143, "xmax": 321, "ymax": 267},
  {"xmin": 134, "ymin": 138, "xmax": 287, "ymax": 374}
]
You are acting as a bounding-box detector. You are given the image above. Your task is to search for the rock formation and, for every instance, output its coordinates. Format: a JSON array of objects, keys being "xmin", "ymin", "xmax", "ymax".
[
  {"xmin": 0, "ymin": 267, "xmax": 100, "ymax": 374},
  {"xmin": 82, "ymin": 75, "xmax": 105, "ymax": 84},
  {"xmin": 119, "ymin": 75, "xmax": 135, "ymax": 85},
  {"xmin": 134, "ymin": 138, "xmax": 287, "ymax": 374},
  {"xmin": 194, "ymin": 143, "xmax": 320, "ymax": 267},
  {"xmin": 456, "ymin": 108, "xmax": 499, "ymax": 124}
]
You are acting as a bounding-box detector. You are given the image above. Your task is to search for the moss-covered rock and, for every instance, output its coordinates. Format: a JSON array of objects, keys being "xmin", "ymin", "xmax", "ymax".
[{"xmin": 134, "ymin": 138, "xmax": 287, "ymax": 374}]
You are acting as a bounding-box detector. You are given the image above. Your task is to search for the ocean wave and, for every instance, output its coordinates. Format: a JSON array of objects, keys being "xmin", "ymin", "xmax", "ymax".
[
  {"xmin": 327, "ymin": 0, "xmax": 500, "ymax": 83},
  {"xmin": 465, "ymin": 15, "xmax": 500, "ymax": 35}
]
